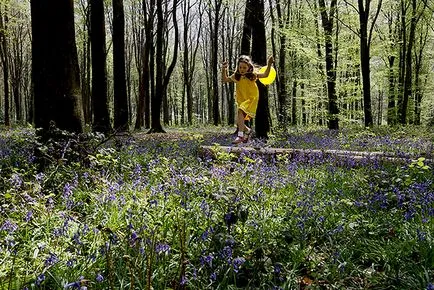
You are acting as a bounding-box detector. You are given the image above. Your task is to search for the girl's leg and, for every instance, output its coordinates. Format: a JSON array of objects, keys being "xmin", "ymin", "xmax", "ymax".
[
  {"xmin": 233, "ymin": 109, "xmax": 249, "ymax": 144},
  {"xmin": 237, "ymin": 109, "xmax": 247, "ymax": 132},
  {"xmin": 238, "ymin": 109, "xmax": 251, "ymax": 131}
]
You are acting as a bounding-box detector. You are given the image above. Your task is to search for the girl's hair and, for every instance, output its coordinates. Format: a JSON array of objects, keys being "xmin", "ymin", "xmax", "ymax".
[{"xmin": 234, "ymin": 55, "xmax": 256, "ymax": 81}]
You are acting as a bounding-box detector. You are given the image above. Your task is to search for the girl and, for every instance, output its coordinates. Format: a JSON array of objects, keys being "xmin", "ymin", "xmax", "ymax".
[{"xmin": 222, "ymin": 55, "xmax": 274, "ymax": 144}]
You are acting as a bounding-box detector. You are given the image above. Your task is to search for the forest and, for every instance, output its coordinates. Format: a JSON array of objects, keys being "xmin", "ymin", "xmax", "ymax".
[
  {"xmin": 0, "ymin": 0, "xmax": 433, "ymax": 132},
  {"xmin": 0, "ymin": 0, "xmax": 433, "ymax": 289}
]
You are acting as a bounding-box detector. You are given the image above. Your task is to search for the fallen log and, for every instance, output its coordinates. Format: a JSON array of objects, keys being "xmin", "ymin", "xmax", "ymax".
[{"xmin": 198, "ymin": 145, "xmax": 433, "ymax": 165}]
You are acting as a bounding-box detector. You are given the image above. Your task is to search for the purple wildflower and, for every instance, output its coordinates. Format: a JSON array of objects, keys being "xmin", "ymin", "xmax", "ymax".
[
  {"xmin": 232, "ymin": 257, "xmax": 246, "ymax": 273},
  {"xmin": 44, "ymin": 252, "xmax": 59, "ymax": 267},
  {"xmin": 1, "ymin": 220, "xmax": 18, "ymax": 233},
  {"xmin": 35, "ymin": 274, "xmax": 45, "ymax": 286},
  {"xmin": 180, "ymin": 275, "xmax": 188, "ymax": 286},
  {"xmin": 155, "ymin": 243, "xmax": 170, "ymax": 255}
]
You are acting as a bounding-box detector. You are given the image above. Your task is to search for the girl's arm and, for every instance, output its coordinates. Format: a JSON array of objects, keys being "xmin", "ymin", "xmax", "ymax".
[
  {"xmin": 256, "ymin": 56, "xmax": 274, "ymax": 79},
  {"xmin": 221, "ymin": 61, "xmax": 233, "ymax": 83}
]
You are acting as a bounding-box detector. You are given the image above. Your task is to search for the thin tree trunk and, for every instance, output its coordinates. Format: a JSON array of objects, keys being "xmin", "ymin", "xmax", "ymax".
[
  {"xmin": 251, "ymin": 0, "xmax": 270, "ymax": 139},
  {"xmin": 149, "ymin": 0, "xmax": 178, "ymax": 133},
  {"xmin": 0, "ymin": 3, "xmax": 10, "ymax": 126},
  {"xmin": 318, "ymin": 0, "xmax": 339, "ymax": 130},
  {"xmin": 358, "ymin": 0, "xmax": 381, "ymax": 127},
  {"xmin": 113, "ymin": 0, "xmax": 129, "ymax": 131},
  {"xmin": 210, "ymin": 0, "xmax": 222, "ymax": 126},
  {"xmin": 90, "ymin": 0, "xmax": 111, "ymax": 133}
]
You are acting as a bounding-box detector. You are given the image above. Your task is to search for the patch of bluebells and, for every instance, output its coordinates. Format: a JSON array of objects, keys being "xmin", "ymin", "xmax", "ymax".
[{"xmin": 1, "ymin": 127, "xmax": 433, "ymax": 289}]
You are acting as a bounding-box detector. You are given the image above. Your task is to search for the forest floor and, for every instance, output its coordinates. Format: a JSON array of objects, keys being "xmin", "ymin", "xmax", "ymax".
[{"xmin": 131, "ymin": 125, "xmax": 434, "ymax": 165}]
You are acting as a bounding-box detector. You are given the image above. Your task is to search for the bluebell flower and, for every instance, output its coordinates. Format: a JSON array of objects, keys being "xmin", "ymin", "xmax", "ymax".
[
  {"xmin": 417, "ymin": 229, "xmax": 426, "ymax": 241},
  {"xmin": 200, "ymin": 254, "xmax": 213, "ymax": 267},
  {"xmin": 64, "ymin": 281, "xmax": 80, "ymax": 289},
  {"xmin": 44, "ymin": 252, "xmax": 59, "ymax": 267},
  {"xmin": 274, "ymin": 263, "xmax": 282, "ymax": 274},
  {"xmin": 224, "ymin": 211, "xmax": 238, "ymax": 227},
  {"xmin": 201, "ymin": 230, "xmax": 209, "ymax": 241},
  {"xmin": 155, "ymin": 243, "xmax": 170, "ymax": 255},
  {"xmin": 1, "ymin": 220, "xmax": 18, "ymax": 233},
  {"xmin": 222, "ymin": 246, "xmax": 232, "ymax": 261},
  {"xmin": 25, "ymin": 211, "xmax": 33, "ymax": 222},
  {"xmin": 66, "ymin": 259, "xmax": 75, "ymax": 267},
  {"xmin": 35, "ymin": 274, "xmax": 45, "ymax": 286},
  {"xmin": 232, "ymin": 257, "xmax": 246, "ymax": 273},
  {"xmin": 426, "ymin": 283, "xmax": 433, "ymax": 290},
  {"xmin": 96, "ymin": 273, "xmax": 104, "ymax": 282},
  {"xmin": 180, "ymin": 275, "xmax": 187, "ymax": 286}
]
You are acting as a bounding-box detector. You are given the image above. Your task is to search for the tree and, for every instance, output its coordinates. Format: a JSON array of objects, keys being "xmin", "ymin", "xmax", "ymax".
[
  {"xmin": 77, "ymin": 0, "xmax": 92, "ymax": 125},
  {"xmin": 112, "ymin": 0, "xmax": 129, "ymax": 131},
  {"xmin": 181, "ymin": 0, "xmax": 202, "ymax": 125},
  {"xmin": 269, "ymin": 0, "xmax": 290, "ymax": 127},
  {"xmin": 31, "ymin": 0, "xmax": 84, "ymax": 134},
  {"xmin": 357, "ymin": 0, "xmax": 382, "ymax": 127},
  {"xmin": 135, "ymin": 0, "xmax": 155, "ymax": 130},
  {"xmin": 149, "ymin": 0, "xmax": 178, "ymax": 133},
  {"xmin": 398, "ymin": 0, "xmax": 426, "ymax": 124},
  {"xmin": 318, "ymin": 0, "xmax": 339, "ymax": 130},
  {"xmin": 90, "ymin": 0, "xmax": 111, "ymax": 133},
  {"xmin": 0, "ymin": 1, "xmax": 10, "ymax": 126},
  {"xmin": 9, "ymin": 2, "xmax": 30, "ymax": 124},
  {"xmin": 207, "ymin": 0, "xmax": 223, "ymax": 126},
  {"xmin": 242, "ymin": 0, "xmax": 270, "ymax": 139},
  {"xmin": 413, "ymin": 16, "xmax": 430, "ymax": 125}
]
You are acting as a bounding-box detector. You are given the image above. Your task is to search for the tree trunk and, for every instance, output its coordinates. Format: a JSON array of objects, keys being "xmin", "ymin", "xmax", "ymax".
[
  {"xmin": 80, "ymin": 3, "xmax": 92, "ymax": 126},
  {"xmin": 0, "ymin": 4, "xmax": 10, "ymax": 126},
  {"xmin": 210, "ymin": 0, "xmax": 222, "ymax": 126},
  {"xmin": 413, "ymin": 24, "xmax": 428, "ymax": 125},
  {"xmin": 10, "ymin": 14, "xmax": 26, "ymax": 124},
  {"xmin": 149, "ymin": 0, "xmax": 178, "ymax": 133},
  {"xmin": 399, "ymin": 0, "xmax": 425, "ymax": 124},
  {"xmin": 141, "ymin": 0, "xmax": 154, "ymax": 130},
  {"xmin": 358, "ymin": 0, "xmax": 378, "ymax": 128},
  {"xmin": 272, "ymin": 0, "xmax": 290, "ymax": 127},
  {"xmin": 90, "ymin": 0, "xmax": 111, "ymax": 133},
  {"xmin": 251, "ymin": 0, "xmax": 270, "ymax": 139},
  {"xmin": 113, "ymin": 0, "xmax": 129, "ymax": 131},
  {"xmin": 318, "ymin": 0, "xmax": 339, "ymax": 130},
  {"xmin": 31, "ymin": 0, "xmax": 84, "ymax": 133}
]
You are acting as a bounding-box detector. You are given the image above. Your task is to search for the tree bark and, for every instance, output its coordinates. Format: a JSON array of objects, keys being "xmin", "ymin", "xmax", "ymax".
[
  {"xmin": 90, "ymin": 0, "xmax": 111, "ymax": 133},
  {"xmin": 271, "ymin": 0, "xmax": 290, "ymax": 127},
  {"xmin": 358, "ymin": 0, "xmax": 380, "ymax": 128},
  {"xmin": 149, "ymin": 0, "xmax": 178, "ymax": 133},
  {"xmin": 318, "ymin": 0, "xmax": 339, "ymax": 130},
  {"xmin": 210, "ymin": 0, "xmax": 222, "ymax": 126},
  {"xmin": 0, "ymin": 3, "xmax": 10, "ymax": 126},
  {"xmin": 31, "ymin": 0, "xmax": 84, "ymax": 134},
  {"xmin": 399, "ymin": 0, "xmax": 426, "ymax": 124},
  {"xmin": 113, "ymin": 0, "xmax": 129, "ymax": 131}
]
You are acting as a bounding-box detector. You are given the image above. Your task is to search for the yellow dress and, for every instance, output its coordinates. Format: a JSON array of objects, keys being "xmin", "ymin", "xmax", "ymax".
[{"xmin": 230, "ymin": 74, "xmax": 259, "ymax": 120}]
